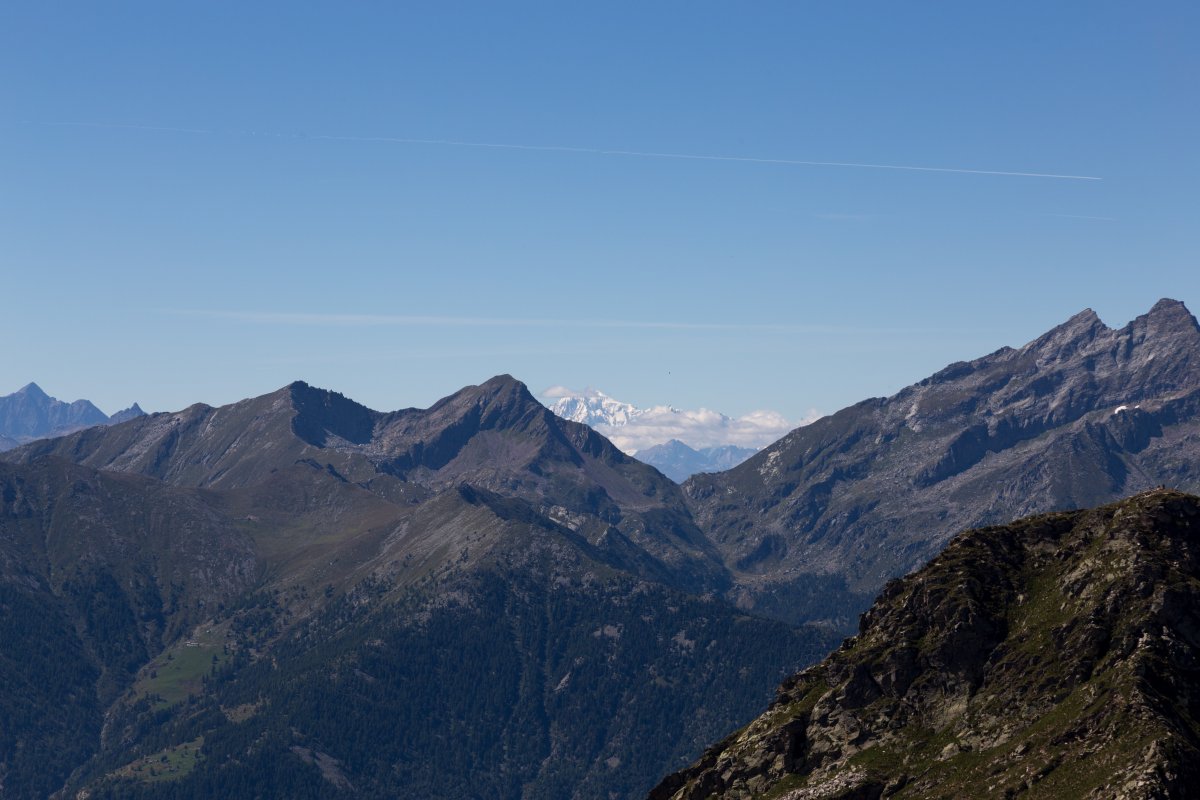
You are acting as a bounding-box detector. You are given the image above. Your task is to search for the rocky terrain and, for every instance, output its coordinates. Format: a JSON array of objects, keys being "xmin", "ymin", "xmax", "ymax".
[
  {"xmin": 687, "ymin": 299, "xmax": 1200, "ymax": 627},
  {"xmin": 649, "ymin": 489, "xmax": 1200, "ymax": 800}
]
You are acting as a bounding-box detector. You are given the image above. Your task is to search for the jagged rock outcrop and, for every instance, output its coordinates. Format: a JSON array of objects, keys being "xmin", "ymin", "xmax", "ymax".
[{"xmin": 649, "ymin": 489, "xmax": 1200, "ymax": 800}]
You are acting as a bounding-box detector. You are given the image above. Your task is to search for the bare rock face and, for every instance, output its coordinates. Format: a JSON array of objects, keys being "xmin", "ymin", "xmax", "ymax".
[
  {"xmin": 687, "ymin": 299, "xmax": 1200, "ymax": 627},
  {"xmin": 649, "ymin": 489, "xmax": 1200, "ymax": 800}
]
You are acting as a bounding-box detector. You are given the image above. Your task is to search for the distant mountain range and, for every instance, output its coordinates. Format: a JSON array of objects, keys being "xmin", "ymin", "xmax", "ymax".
[
  {"xmin": 2, "ymin": 298, "xmax": 1199, "ymax": 798},
  {"xmin": 541, "ymin": 386, "xmax": 803, "ymax": 478},
  {"xmin": 635, "ymin": 440, "xmax": 758, "ymax": 483},
  {"xmin": 0, "ymin": 382, "xmax": 143, "ymax": 450},
  {"xmin": 650, "ymin": 490, "xmax": 1200, "ymax": 799}
]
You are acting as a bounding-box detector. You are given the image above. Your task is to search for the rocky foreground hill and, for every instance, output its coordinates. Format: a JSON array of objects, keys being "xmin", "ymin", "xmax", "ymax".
[{"xmin": 649, "ymin": 489, "xmax": 1200, "ymax": 800}]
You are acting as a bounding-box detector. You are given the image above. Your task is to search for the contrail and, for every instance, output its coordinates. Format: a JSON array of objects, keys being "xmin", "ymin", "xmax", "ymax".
[
  {"xmin": 1043, "ymin": 213, "xmax": 1117, "ymax": 222},
  {"xmin": 27, "ymin": 120, "xmax": 1102, "ymax": 181},
  {"xmin": 167, "ymin": 309, "xmax": 955, "ymax": 336},
  {"xmin": 169, "ymin": 308, "xmax": 833, "ymax": 332},
  {"xmin": 310, "ymin": 134, "xmax": 1102, "ymax": 180}
]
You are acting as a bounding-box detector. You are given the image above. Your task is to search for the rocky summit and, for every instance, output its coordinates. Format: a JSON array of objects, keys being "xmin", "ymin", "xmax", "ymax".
[{"xmin": 649, "ymin": 489, "xmax": 1200, "ymax": 800}]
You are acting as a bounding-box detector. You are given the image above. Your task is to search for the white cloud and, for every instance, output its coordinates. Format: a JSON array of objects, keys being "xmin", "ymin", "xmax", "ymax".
[
  {"xmin": 599, "ymin": 407, "xmax": 813, "ymax": 453},
  {"xmin": 38, "ymin": 121, "xmax": 1101, "ymax": 180},
  {"xmin": 541, "ymin": 385, "xmax": 604, "ymax": 399},
  {"xmin": 168, "ymin": 309, "xmax": 811, "ymax": 332},
  {"xmin": 541, "ymin": 386, "xmax": 818, "ymax": 454}
]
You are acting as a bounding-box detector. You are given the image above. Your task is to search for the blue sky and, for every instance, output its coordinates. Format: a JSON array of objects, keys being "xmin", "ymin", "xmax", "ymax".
[{"xmin": 2, "ymin": 2, "xmax": 1197, "ymax": 421}]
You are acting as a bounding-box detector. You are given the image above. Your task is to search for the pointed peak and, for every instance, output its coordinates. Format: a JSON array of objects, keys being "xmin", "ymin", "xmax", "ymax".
[
  {"xmin": 428, "ymin": 375, "xmax": 555, "ymax": 436},
  {"xmin": 468, "ymin": 374, "xmax": 538, "ymax": 404},
  {"xmin": 1066, "ymin": 307, "xmax": 1102, "ymax": 326},
  {"xmin": 481, "ymin": 373, "xmax": 528, "ymax": 390},
  {"xmin": 1024, "ymin": 306, "xmax": 1109, "ymax": 355},
  {"xmin": 1143, "ymin": 298, "xmax": 1199, "ymax": 332},
  {"xmin": 1149, "ymin": 297, "xmax": 1188, "ymax": 314},
  {"xmin": 108, "ymin": 403, "xmax": 147, "ymax": 424},
  {"xmin": 17, "ymin": 382, "xmax": 48, "ymax": 398}
]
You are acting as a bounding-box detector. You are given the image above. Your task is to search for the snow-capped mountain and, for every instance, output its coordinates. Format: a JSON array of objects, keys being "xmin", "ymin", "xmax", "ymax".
[
  {"xmin": 540, "ymin": 386, "xmax": 812, "ymax": 460},
  {"xmin": 545, "ymin": 388, "xmax": 643, "ymax": 428}
]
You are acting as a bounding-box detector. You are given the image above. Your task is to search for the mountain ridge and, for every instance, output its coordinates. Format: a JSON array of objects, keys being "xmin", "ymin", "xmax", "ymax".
[
  {"xmin": 9, "ymin": 374, "xmax": 727, "ymax": 593},
  {"xmin": 685, "ymin": 297, "xmax": 1200, "ymax": 627}
]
